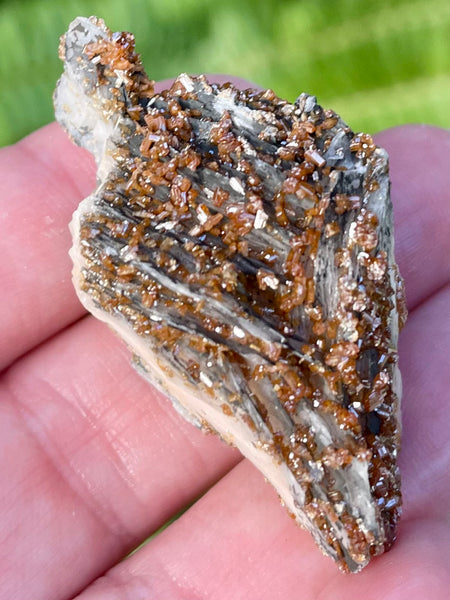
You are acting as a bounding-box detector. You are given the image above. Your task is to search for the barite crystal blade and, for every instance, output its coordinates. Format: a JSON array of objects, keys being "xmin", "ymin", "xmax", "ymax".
[{"xmin": 54, "ymin": 16, "xmax": 407, "ymax": 572}]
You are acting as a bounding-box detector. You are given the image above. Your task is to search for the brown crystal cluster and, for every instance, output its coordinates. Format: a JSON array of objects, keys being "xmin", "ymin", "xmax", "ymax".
[{"xmin": 55, "ymin": 17, "xmax": 406, "ymax": 572}]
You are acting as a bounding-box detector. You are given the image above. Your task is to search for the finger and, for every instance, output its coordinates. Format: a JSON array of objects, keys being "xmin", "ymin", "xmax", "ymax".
[
  {"xmin": 0, "ymin": 122, "xmax": 95, "ymax": 371},
  {"xmin": 318, "ymin": 517, "xmax": 450, "ymax": 600},
  {"xmin": 0, "ymin": 317, "xmax": 240, "ymax": 600},
  {"xmin": 397, "ymin": 283, "xmax": 450, "ymax": 518},
  {"xmin": 74, "ymin": 462, "xmax": 330, "ymax": 600},
  {"xmin": 74, "ymin": 461, "xmax": 450, "ymax": 600},
  {"xmin": 0, "ymin": 75, "xmax": 261, "ymax": 373},
  {"xmin": 374, "ymin": 125, "xmax": 450, "ymax": 310}
]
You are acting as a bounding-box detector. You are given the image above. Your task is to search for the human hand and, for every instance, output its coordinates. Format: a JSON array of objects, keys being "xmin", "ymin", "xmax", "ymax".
[{"xmin": 0, "ymin": 77, "xmax": 449, "ymax": 600}]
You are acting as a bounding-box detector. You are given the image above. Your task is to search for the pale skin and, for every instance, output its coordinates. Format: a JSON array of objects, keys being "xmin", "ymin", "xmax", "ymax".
[{"xmin": 0, "ymin": 77, "xmax": 449, "ymax": 600}]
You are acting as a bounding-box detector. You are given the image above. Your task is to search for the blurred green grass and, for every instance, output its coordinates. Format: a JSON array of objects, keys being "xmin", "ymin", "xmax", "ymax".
[{"xmin": 0, "ymin": 0, "xmax": 449, "ymax": 147}]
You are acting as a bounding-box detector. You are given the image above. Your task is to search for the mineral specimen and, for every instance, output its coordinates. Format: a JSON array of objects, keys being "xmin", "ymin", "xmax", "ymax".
[{"xmin": 54, "ymin": 16, "xmax": 407, "ymax": 572}]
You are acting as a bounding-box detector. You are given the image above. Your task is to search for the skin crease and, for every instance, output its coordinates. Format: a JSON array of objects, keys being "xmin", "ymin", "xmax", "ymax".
[{"xmin": 0, "ymin": 76, "xmax": 449, "ymax": 600}]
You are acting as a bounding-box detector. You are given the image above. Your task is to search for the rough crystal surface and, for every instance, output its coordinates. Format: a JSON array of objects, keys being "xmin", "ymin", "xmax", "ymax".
[{"xmin": 54, "ymin": 16, "xmax": 407, "ymax": 572}]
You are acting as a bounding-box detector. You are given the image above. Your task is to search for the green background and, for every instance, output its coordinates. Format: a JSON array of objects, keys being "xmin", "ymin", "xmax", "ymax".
[{"xmin": 0, "ymin": 0, "xmax": 449, "ymax": 147}]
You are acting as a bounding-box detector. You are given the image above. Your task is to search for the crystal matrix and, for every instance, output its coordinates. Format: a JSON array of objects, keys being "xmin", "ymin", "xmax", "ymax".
[{"xmin": 54, "ymin": 16, "xmax": 407, "ymax": 572}]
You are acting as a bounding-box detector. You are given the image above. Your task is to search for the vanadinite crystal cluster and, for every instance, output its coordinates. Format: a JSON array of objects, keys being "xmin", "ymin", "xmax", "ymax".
[{"xmin": 54, "ymin": 16, "xmax": 407, "ymax": 572}]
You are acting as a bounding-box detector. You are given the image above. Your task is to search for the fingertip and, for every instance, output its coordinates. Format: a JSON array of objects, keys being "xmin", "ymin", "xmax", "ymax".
[
  {"xmin": 14, "ymin": 121, "xmax": 97, "ymax": 198},
  {"xmin": 375, "ymin": 123, "xmax": 450, "ymax": 153}
]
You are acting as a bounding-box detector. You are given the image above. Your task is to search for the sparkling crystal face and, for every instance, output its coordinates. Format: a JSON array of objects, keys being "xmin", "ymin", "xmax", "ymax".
[{"xmin": 55, "ymin": 16, "xmax": 406, "ymax": 572}]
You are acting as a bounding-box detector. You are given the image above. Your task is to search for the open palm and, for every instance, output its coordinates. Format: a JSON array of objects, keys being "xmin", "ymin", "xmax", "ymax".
[{"xmin": 1, "ymin": 78, "xmax": 449, "ymax": 600}]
